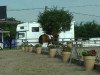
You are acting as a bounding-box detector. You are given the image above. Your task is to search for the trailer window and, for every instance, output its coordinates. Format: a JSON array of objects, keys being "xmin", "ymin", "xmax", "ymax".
[
  {"xmin": 32, "ymin": 27, "xmax": 39, "ymax": 32},
  {"xmin": 18, "ymin": 33, "xmax": 25, "ymax": 38},
  {"xmin": 20, "ymin": 26, "xmax": 24, "ymax": 29}
]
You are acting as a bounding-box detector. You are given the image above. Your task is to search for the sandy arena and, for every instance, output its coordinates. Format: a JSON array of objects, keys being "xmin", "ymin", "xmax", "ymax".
[{"xmin": 0, "ymin": 50, "xmax": 99, "ymax": 75}]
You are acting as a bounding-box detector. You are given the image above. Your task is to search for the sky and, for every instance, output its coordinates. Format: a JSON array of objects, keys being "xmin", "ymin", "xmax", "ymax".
[{"xmin": 0, "ymin": 0, "xmax": 100, "ymax": 24}]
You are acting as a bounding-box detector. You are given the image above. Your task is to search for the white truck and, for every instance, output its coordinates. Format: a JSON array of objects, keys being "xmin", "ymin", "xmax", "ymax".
[{"xmin": 16, "ymin": 21, "xmax": 75, "ymax": 46}]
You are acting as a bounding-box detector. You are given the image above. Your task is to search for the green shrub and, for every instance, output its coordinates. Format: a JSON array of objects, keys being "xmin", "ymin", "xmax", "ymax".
[
  {"xmin": 62, "ymin": 45, "xmax": 71, "ymax": 52},
  {"xmin": 35, "ymin": 44, "xmax": 42, "ymax": 48}
]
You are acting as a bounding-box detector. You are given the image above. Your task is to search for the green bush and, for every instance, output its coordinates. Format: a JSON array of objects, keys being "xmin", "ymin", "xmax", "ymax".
[
  {"xmin": 62, "ymin": 45, "xmax": 71, "ymax": 52},
  {"xmin": 35, "ymin": 44, "xmax": 42, "ymax": 48}
]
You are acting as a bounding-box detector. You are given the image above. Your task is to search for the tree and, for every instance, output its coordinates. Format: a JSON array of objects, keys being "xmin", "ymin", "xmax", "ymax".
[
  {"xmin": 75, "ymin": 21, "xmax": 100, "ymax": 39},
  {"xmin": 0, "ymin": 17, "xmax": 21, "ymax": 38},
  {"xmin": 38, "ymin": 7, "xmax": 73, "ymax": 35}
]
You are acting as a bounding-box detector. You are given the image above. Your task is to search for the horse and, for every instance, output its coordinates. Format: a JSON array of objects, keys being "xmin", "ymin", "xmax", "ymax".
[{"xmin": 39, "ymin": 33, "xmax": 54, "ymax": 45}]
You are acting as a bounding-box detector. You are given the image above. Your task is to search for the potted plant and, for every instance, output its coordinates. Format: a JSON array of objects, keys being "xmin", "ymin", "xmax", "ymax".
[
  {"xmin": 28, "ymin": 44, "xmax": 33, "ymax": 52},
  {"xmin": 67, "ymin": 41, "xmax": 73, "ymax": 48},
  {"xmin": 24, "ymin": 43, "xmax": 29, "ymax": 52},
  {"xmin": 35, "ymin": 44, "xmax": 42, "ymax": 54},
  {"xmin": 20, "ymin": 43, "xmax": 25, "ymax": 51},
  {"xmin": 0, "ymin": 46, "xmax": 3, "ymax": 50},
  {"xmin": 48, "ymin": 44, "xmax": 57, "ymax": 58},
  {"xmin": 82, "ymin": 49, "xmax": 97, "ymax": 71},
  {"xmin": 62, "ymin": 45, "xmax": 71, "ymax": 63},
  {"xmin": 21, "ymin": 43, "xmax": 28, "ymax": 52}
]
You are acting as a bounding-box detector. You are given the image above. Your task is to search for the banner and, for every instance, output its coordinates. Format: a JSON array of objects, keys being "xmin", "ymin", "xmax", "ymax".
[{"xmin": 0, "ymin": 6, "xmax": 7, "ymax": 20}]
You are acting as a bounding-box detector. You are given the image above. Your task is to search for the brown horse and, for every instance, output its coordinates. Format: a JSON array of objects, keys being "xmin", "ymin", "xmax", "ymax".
[{"xmin": 39, "ymin": 34, "xmax": 54, "ymax": 45}]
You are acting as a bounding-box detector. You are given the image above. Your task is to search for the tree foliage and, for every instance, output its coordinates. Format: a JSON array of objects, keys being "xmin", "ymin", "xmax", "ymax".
[
  {"xmin": 38, "ymin": 7, "xmax": 73, "ymax": 34},
  {"xmin": 75, "ymin": 21, "xmax": 100, "ymax": 39},
  {"xmin": 0, "ymin": 17, "xmax": 21, "ymax": 38}
]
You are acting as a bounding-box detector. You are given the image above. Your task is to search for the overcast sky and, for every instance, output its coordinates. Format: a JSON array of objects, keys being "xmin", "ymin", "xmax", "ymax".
[{"xmin": 0, "ymin": 0, "xmax": 100, "ymax": 23}]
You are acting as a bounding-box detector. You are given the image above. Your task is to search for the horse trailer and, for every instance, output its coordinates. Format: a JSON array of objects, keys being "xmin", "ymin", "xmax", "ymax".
[{"xmin": 16, "ymin": 21, "xmax": 75, "ymax": 46}]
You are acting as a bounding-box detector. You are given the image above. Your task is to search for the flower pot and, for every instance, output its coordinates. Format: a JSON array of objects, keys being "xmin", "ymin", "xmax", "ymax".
[
  {"xmin": 22, "ymin": 46, "xmax": 25, "ymax": 51},
  {"xmin": 29, "ymin": 47, "xmax": 33, "ymax": 52},
  {"xmin": 84, "ymin": 56, "xmax": 96, "ymax": 71},
  {"xmin": 36, "ymin": 47, "xmax": 42, "ymax": 54},
  {"xmin": 62, "ymin": 52, "xmax": 71, "ymax": 63},
  {"xmin": 67, "ymin": 43, "xmax": 72, "ymax": 48},
  {"xmin": 25, "ymin": 46, "xmax": 29, "ymax": 52},
  {"xmin": 49, "ymin": 48, "xmax": 56, "ymax": 58}
]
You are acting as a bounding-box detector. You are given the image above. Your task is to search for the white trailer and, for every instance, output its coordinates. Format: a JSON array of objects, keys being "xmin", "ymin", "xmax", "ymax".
[
  {"xmin": 16, "ymin": 22, "xmax": 44, "ymax": 46},
  {"xmin": 58, "ymin": 21, "xmax": 75, "ymax": 42},
  {"xmin": 16, "ymin": 21, "xmax": 75, "ymax": 46}
]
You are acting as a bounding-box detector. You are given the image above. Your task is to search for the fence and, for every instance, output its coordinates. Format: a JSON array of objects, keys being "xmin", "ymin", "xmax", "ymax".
[{"xmin": 16, "ymin": 38, "xmax": 100, "ymax": 47}]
